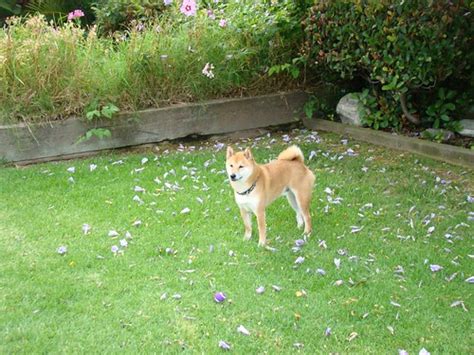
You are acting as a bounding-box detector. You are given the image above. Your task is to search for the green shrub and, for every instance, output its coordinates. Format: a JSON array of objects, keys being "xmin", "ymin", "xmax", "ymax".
[
  {"xmin": 92, "ymin": 0, "xmax": 166, "ymax": 34},
  {"xmin": 302, "ymin": 0, "xmax": 473, "ymax": 129}
]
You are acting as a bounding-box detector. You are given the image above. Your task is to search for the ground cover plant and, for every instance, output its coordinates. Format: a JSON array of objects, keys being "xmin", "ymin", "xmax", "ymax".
[{"xmin": 1, "ymin": 128, "xmax": 472, "ymax": 353}]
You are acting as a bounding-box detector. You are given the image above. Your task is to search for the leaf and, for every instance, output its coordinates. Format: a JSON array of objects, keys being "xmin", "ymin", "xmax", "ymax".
[
  {"xmin": 86, "ymin": 110, "xmax": 101, "ymax": 121},
  {"xmin": 101, "ymin": 104, "xmax": 120, "ymax": 119},
  {"xmin": 268, "ymin": 65, "xmax": 280, "ymax": 76},
  {"xmin": 290, "ymin": 66, "xmax": 300, "ymax": 79}
]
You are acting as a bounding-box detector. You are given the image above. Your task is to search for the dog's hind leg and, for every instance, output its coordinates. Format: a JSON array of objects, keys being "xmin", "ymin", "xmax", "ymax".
[
  {"xmin": 286, "ymin": 190, "xmax": 304, "ymax": 229},
  {"xmin": 293, "ymin": 189, "xmax": 313, "ymax": 235},
  {"xmin": 240, "ymin": 207, "xmax": 252, "ymax": 241}
]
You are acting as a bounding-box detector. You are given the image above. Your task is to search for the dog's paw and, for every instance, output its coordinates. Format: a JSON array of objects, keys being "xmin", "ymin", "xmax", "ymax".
[
  {"xmin": 243, "ymin": 232, "xmax": 252, "ymax": 241},
  {"xmin": 296, "ymin": 215, "xmax": 304, "ymax": 229},
  {"xmin": 257, "ymin": 240, "xmax": 266, "ymax": 247}
]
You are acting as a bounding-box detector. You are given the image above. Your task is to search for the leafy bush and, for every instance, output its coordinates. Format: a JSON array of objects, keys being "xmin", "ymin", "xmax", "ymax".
[
  {"xmin": 92, "ymin": 0, "xmax": 167, "ymax": 34},
  {"xmin": 0, "ymin": 0, "xmax": 96, "ymax": 24},
  {"xmin": 302, "ymin": 0, "xmax": 473, "ymax": 129}
]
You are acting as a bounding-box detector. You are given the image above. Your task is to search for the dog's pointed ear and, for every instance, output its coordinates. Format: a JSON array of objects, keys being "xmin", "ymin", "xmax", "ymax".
[
  {"xmin": 244, "ymin": 147, "xmax": 253, "ymax": 160},
  {"xmin": 226, "ymin": 146, "xmax": 234, "ymax": 159}
]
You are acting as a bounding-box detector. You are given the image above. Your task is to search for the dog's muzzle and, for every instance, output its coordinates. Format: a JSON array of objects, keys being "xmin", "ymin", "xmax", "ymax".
[{"xmin": 230, "ymin": 174, "xmax": 239, "ymax": 181}]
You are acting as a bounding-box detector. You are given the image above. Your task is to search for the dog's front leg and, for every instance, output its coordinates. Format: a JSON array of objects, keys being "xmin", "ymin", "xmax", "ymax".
[
  {"xmin": 255, "ymin": 207, "xmax": 266, "ymax": 247},
  {"xmin": 240, "ymin": 207, "xmax": 252, "ymax": 241}
]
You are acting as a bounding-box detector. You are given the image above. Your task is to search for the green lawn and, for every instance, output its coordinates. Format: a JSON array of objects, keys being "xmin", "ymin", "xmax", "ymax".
[{"xmin": 1, "ymin": 128, "xmax": 472, "ymax": 353}]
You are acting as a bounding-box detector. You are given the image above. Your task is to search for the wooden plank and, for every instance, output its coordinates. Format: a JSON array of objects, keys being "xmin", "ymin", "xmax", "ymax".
[
  {"xmin": 0, "ymin": 91, "xmax": 307, "ymax": 163},
  {"xmin": 303, "ymin": 119, "xmax": 474, "ymax": 168}
]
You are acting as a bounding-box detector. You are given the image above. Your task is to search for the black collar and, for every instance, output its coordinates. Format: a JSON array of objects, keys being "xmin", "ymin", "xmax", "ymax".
[{"xmin": 236, "ymin": 180, "xmax": 257, "ymax": 196}]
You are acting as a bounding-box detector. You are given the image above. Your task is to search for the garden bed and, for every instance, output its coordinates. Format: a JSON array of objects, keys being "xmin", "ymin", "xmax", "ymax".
[{"xmin": 0, "ymin": 91, "xmax": 307, "ymax": 164}]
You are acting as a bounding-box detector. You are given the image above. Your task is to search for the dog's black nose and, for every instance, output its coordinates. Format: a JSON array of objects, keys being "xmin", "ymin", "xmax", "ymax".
[{"xmin": 230, "ymin": 174, "xmax": 236, "ymax": 180}]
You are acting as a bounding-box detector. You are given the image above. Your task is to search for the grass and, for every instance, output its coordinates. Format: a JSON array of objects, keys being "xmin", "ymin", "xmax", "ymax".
[
  {"xmin": 0, "ymin": 128, "xmax": 473, "ymax": 353},
  {"xmin": 0, "ymin": 3, "xmax": 296, "ymax": 124}
]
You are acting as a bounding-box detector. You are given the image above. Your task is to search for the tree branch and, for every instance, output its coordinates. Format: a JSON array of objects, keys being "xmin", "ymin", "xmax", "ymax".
[{"xmin": 400, "ymin": 92, "xmax": 420, "ymax": 125}]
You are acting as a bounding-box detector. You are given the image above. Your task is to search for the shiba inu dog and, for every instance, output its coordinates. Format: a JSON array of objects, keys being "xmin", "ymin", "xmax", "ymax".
[{"xmin": 226, "ymin": 145, "xmax": 315, "ymax": 246}]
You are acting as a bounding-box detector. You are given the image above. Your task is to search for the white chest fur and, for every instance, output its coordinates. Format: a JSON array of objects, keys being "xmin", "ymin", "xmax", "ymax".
[{"xmin": 235, "ymin": 192, "xmax": 260, "ymax": 213}]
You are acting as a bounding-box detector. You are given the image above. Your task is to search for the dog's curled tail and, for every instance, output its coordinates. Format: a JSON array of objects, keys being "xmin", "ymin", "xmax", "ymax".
[{"xmin": 278, "ymin": 145, "xmax": 304, "ymax": 163}]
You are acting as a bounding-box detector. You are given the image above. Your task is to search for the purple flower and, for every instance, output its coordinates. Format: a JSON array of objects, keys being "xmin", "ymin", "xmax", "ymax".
[
  {"xmin": 256, "ymin": 286, "xmax": 265, "ymax": 294},
  {"xmin": 214, "ymin": 292, "xmax": 226, "ymax": 303},
  {"xmin": 57, "ymin": 246, "xmax": 67, "ymax": 255},
  {"xmin": 164, "ymin": 0, "xmax": 173, "ymax": 5},
  {"xmin": 119, "ymin": 239, "xmax": 128, "ymax": 247},
  {"xmin": 111, "ymin": 245, "xmax": 119, "ymax": 253}
]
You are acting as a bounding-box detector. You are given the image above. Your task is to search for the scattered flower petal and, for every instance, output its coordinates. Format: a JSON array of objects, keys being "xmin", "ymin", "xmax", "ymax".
[
  {"xmin": 430, "ymin": 264, "xmax": 443, "ymax": 272},
  {"xmin": 82, "ymin": 223, "xmax": 91, "ymax": 235},
  {"xmin": 214, "ymin": 292, "xmax": 226, "ymax": 303},
  {"xmin": 237, "ymin": 324, "xmax": 250, "ymax": 336},
  {"xmin": 218, "ymin": 340, "xmax": 231, "ymax": 350},
  {"xmin": 295, "ymin": 256, "xmax": 305, "ymax": 264}
]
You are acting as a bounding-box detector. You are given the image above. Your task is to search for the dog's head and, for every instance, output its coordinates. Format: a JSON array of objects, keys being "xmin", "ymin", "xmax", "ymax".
[{"xmin": 226, "ymin": 146, "xmax": 255, "ymax": 183}]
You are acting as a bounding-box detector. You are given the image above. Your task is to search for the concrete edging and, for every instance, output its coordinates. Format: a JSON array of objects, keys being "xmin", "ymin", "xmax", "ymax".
[
  {"xmin": 303, "ymin": 118, "xmax": 474, "ymax": 168},
  {"xmin": 0, "ymin": 91, "xmax": 307, "ymax": 164}
]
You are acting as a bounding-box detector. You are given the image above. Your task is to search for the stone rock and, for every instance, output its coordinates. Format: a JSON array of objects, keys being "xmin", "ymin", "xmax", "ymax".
[
  {"xmin": 336, "ymin": 93, "xmax": 363, "ymax": 126},
  {"xmin": 459, "ymin": 119, "xmax": 474, "ymax": 138},
  {"xmin": 421, "ymin": 128, "xmax": 455, "ymax": 142}
]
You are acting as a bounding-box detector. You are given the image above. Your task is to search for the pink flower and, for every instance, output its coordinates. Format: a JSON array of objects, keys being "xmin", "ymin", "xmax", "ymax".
[
  {"xmin": 180, "ymin": 0, "xmax": 197, "ymax": 17},
  {"xmin": 219, "ymin": 19, "xmax": 227, "ymax": 28},
  {"xmin": 207, "ymin": 9, "xmax": 216, "ymax": 20},
  {"xmin": 67, "ymin": 9, "xmax": 85, "ymax": 21}
]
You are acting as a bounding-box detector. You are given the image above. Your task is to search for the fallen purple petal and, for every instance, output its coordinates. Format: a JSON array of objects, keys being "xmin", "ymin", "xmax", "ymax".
[
  {"xmin": 465, "ymin": 276, "xmax": 474, "ymax": 284},
  {"xmin": 214, "ymin": 292, "xmax": 226, "ymax": 303},
  {"xmin": 430, "ymin": 264, "xmax": 443, "ymax": 272},
  {"xmin": 295, "ymin": 239, "xmax": 305, "ymax": 247},
  {"xmin": 256, "ymin": 286, "xmax": 265, "ymax": 294},
  {"xmin": 57, "ymin": 246, "xmax": 67, "ymax": 255},
  {"xmin": 218, "ymin": 340, "xmax": 231, "ymax": 350},
  {"xmin": 295, "ymin": 256, "xmax": 305, "ymax": 264}
]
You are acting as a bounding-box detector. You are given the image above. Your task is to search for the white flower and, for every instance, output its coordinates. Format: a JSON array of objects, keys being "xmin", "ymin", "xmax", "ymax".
[{"xmin": 202, "ymin": 62, "xmax": 215, "ymax": 79}]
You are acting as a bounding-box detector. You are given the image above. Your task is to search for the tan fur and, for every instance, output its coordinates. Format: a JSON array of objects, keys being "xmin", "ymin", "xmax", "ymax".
[
  {"xmin": 277, "ymin": 145, "xmax": 304, "ymax": 163},
  {"xmin": 226, "ymin": 145, "xmax": 315, "ymax": 247}
]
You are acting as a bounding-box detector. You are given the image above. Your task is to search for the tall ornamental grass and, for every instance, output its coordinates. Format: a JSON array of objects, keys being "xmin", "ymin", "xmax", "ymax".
[{"xmin": 0, "ymin": 3, "xmax": 297, "ymax": 124}]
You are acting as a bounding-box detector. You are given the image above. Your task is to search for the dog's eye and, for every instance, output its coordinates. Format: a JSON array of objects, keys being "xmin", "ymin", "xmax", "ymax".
[
  {"xmin": 229, "ymin": 164, "xmax": 233, "ymax": 168},
  {"xmin": 238, "ymin": 165, "xmax": 244, "ymax": 169}
]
